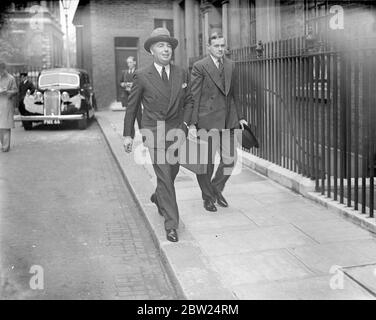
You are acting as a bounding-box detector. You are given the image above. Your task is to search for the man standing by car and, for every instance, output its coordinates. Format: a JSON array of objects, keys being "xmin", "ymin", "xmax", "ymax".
[
  {"xmin": 123, "ymin": 28, "xmax": 193, "ymax": 242},
  {"xmin": 0, "ymin": 61, "xmax": 18, "ymax": 152},
  {"xmin": 18, "ymin": 72, "xmax": 35, "ymax": 121},
  {"xmin": 190, "ymin": 32, "xmax": 248, "ymax": 212},
  {"xmin": 120, "ymin": 56, "xmax": 141, "ymax": 136}
]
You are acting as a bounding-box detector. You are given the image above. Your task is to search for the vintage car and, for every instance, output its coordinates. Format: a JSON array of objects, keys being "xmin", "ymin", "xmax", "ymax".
[{"xmin": 14, "ymin": 68, "xmax": 96, "ymax": 130}]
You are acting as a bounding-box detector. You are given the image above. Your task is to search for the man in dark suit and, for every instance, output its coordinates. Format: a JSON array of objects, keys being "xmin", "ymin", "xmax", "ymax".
[
  {"xmin": 120, "ymin": 56, "xmax": 141, "ymax": 136},
  {"xmin": 18, "ymin": 72, "xmax": 35, "ymax": 116},
  {"xmin": 190, "ymin": 32, "xmax": 248, "ymax": 212},
  {"xmin": 123, "ymin": 28, "xmax": 193, "ymax": 242}
]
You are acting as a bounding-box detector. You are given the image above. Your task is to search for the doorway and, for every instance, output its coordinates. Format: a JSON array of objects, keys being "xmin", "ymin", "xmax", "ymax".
[{"xmin": 114, "ymin": 37, "xmax": 138, "ymax": 102}]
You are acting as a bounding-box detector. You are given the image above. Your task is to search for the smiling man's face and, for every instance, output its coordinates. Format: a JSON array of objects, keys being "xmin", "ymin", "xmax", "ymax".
[{"xmin": 150, "ymin": 41, "xmax": 172, "ymax": 66}]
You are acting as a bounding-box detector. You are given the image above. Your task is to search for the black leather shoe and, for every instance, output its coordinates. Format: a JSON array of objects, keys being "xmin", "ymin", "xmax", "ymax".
[
  {"xmin": 150, "ymin": 193, "xmax": 163, "ymax": 216},
  {"xmin": 166, "ymin": 229, "xmax": 178, "ymax": 242},
  {"xmin": 204, "ymin": 199, "xmax": 217, "ymax": 212},
  {"xmin": 216, "ymin": 192, "xmax": 228, "ymax": 208}
]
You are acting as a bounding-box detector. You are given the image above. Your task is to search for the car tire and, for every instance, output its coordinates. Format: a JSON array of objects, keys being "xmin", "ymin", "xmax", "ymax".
[
  {"xmin": 23, "ymin": 121, "xmax": 33, "ymax": 130},
  {"xmin": 78, "ymin": 113, "xmax": 88, "ymax": 130}
]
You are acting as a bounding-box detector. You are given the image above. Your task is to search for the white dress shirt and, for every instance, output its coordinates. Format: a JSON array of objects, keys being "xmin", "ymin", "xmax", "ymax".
[{"xmin": 154, "ymin": 62, "xmax": 170, "ymax": 80}]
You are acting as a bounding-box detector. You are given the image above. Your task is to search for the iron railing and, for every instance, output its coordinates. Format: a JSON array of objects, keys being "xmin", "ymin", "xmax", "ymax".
[{"xmin": 230, "ymin": 35, "xmax": 376, "ymax": 218}]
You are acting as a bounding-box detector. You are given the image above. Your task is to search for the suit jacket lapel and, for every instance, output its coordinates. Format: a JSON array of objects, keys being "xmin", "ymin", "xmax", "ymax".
[
  {"xmin": 145, "ymin": 64, "xmax": 170, "ymax": 100},
  {"xmin": 202, "ymin": 56, "xmax": 225, "ymax": 95},
  {"xmin": 168, "ymin": 64, "xmax": 181, "ymax": 109},
  {"xmin": 224, "ymin": 57, "xmax": 232, "ymax": 95}
]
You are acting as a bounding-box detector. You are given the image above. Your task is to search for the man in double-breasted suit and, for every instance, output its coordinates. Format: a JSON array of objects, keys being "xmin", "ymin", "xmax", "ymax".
[
  {"xmin": 123, "ymin": 28, "xmax": 193, "ymax": 242},
  {"xmin": 190, "ymin": 32, "xmax": 247, "ymax": 212}
]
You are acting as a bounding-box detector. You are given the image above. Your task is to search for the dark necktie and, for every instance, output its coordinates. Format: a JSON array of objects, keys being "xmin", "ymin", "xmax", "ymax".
[
  {"xmin": 218, "ymin": 58, "xmax": 225, "ymax": 88},
  {"xmin": 161, "ymin": 66, "xmax": 169, "ymax": 83},
  {"xmin": 218, "ymin": 58, "xmax": 223, "ymax": 73}
]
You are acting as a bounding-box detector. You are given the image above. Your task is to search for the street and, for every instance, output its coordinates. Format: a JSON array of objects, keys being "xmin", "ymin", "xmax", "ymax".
[{"xmin": 0, "ymin": 120, "xmax": 177, "ymax": 299}]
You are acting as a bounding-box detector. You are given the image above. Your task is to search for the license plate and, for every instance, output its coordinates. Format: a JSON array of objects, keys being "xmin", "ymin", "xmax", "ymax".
[{"xmin": 44, "ymin": 119, "xmax": 61, "ymax": 125}]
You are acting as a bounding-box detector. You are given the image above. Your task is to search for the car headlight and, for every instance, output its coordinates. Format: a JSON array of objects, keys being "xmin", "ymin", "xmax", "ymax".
[
  {"xmin": 61, "ymin": 91, "xmax": 70, "ymax": 103},
  {"xmin": 34, "ymin": 91, "xmax": 43, "ymax": 103}
]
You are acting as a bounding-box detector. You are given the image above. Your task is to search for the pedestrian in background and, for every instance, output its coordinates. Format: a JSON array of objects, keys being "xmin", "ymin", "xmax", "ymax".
[
  {"xmin": 120, "ymin": 56, "xmax": 142, "ymax": 137},
  {"xmin": 18, "ymin": 72, "xmax": 35, "ymax": 116},
  {"xmin": 190, "ymin": 32, "xmax": 248, "ymax": 212},
  {"xmin": 0, "ymin": 61, "xmax": 18, "ymax": 152},
  {"xmin": 123, "ymin": 28, "xmax": 193, "ymax": 242}
]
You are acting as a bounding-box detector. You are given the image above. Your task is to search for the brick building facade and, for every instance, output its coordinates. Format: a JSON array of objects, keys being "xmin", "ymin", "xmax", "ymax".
[{"xmin": 2, "ymin": 1, "xmax": 64, "ymax": 69}]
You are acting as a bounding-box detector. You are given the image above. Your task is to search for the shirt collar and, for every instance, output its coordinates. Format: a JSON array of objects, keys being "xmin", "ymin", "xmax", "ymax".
[
  {"xmin": 210, "ymin": 54, "xmax": 224, "ymax": 68},
  {"xmin": 153, "ymin": 63, "xmax": 170, "ymax": 77}
]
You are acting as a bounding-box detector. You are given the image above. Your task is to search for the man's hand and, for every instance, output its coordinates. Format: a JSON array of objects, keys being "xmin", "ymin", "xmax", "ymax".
[
  {"xmin": 239, "ymin": 119, "xmax": 248, "ymax": 130},
  {"xmin": 179, "ymin": 122, "xmax": 189, "ymax": 138},
  {"xmin": 120, "ymin": 82, "xmax": 126, "ymax": 88},
  {"xmin": 123, "ymin": 136, "xmax": 133, "ymax": 153},
  {"xmin": 188, "ymin": 124, "xmax": 197, "ymax": 138}
]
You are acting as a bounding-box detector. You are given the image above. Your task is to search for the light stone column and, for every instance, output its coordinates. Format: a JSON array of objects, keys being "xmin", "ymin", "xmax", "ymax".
[
  {"xmin": 184, "ymin": 0, "xmax": 196, "ymax": 65},
  {"xmin": 173, "ymin": 0, "xmax": 182, "ymax": 66},
  {"xmin": 222, "ymin": 0, "xmax": 229, "ymax": 41}
]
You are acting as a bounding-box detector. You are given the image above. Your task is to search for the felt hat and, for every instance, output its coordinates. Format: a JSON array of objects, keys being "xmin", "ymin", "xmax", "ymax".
[{"xmin": 144, "ymin": 27, "xmax": 178, "ymax": 53}]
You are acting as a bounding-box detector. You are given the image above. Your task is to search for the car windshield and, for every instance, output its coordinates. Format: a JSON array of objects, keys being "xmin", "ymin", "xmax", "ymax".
[{"xmin": 39, "ymin": 73, "xmax": 79, "ymax": 87}]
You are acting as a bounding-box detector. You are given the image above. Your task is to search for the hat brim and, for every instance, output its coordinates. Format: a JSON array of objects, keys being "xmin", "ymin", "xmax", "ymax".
[{"xmin": 144, "ymin": 36, "xmax": 178, "ymax": 53}]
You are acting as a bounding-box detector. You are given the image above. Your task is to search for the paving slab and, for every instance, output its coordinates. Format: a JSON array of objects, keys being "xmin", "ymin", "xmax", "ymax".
[
  {"xmin": 231, "ymin": 275, "xmax": 374, "ymax": 300},
  {"xmin": 208, "ymin": 249, "xmax": 314, "ymax": 287},
  {"xmin": 288, "ymin": 239, "xmax": 376, "ymax": 274},
  {"xmin": 292, "ymin": 219, "xmax": 376, "ymax": 244},
  {"xmin": 193, "ymin": 225, "xmax": 317, "ymax": 257}
]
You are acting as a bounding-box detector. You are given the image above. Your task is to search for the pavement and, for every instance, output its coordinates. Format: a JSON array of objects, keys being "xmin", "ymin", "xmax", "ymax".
[
  {"xmin": 0, "ymin": 121, "xmax": 177, "ymax": 299},
  {"xmin": 96, "ymin": 108, "xmax": 376, "ymax": 300}
]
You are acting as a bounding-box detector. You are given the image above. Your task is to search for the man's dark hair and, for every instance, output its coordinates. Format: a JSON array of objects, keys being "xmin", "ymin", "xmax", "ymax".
[
  {"xmin": 208, "ymin": 32, "xmax": 224, "ymax": 45},
  {"xmin": 20, "ymin": 72, "xmax": 28, "ymax": 77}
]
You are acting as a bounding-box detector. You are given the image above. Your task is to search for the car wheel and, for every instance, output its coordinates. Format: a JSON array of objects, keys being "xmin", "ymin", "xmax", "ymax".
[
  {"xmin": 78, "ymin": 113, "xmax": 88, "ymax": 130},
  {"xmin": 23, "ymin": 121, "xmax": 33, "ymax": 130}
]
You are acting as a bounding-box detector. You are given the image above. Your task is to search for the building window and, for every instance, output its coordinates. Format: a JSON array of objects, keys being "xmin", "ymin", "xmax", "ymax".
[
  {"xmin": 249, "ymin": 0, "xmax": 256, "ymax": 45},
  {"xmin": 154, "ymin": 19, "xmax": 174, "ymax": 36},
  {"xmin": 114, "ymin": 37, "xmax": 138, "ymax": 48},
  {"xmin": 304, "ymin": 0, "xmax": 330, "ymax": 38}
]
